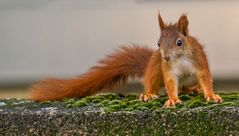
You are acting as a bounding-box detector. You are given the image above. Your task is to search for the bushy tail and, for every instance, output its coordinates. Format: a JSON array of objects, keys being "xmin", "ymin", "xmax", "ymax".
[{"xmin": 29, "ymin": 44, "xmax": 153, "ymax": 101}]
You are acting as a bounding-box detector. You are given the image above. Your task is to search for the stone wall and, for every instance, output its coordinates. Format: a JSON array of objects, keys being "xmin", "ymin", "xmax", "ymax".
[{"xmin": 0, "ymin": 93, "xmax": 238, "ymax": 135}]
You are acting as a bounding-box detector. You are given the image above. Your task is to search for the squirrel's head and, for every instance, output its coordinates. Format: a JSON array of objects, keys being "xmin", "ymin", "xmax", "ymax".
[{"xmin": 157, "ymin": 12, "xmax": 190, "ymax": 63}]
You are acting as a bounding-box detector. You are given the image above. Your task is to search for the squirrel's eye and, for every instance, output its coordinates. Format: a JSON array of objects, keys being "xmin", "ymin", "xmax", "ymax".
[
  {"xmin": 176, "ymin": 39, "xmax": 183, "ymax": 46},
  {"xmin": 157, "ymin": 41, "xmax": 160, "ymax": 47}
]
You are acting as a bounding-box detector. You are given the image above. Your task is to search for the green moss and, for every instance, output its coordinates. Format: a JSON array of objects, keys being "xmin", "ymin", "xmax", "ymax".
[
  {"xmin": 221, "ymin": 93, "xmax": 239, "ymax": 101},
  {"xmin": 99, "ymin": 100, "xmax": 110, "ymax": 106},
  {"xmin": 3, "ymin": 99, "xmax": 15, "ymax": 106},
  {"xmin": 63, "ymin": 92, "xmax": 239, "ymax": 112},
  {"xmin": 65, "ymin": 98, "xmax": 88, "ymax": 107},
  {"xmin": 1, "ymin": 94, "xmax": 238, "ymax": 135},
  {"xmin": 188, "ymin": 100, "xmax": 208, "ymax": 108},
  {"xmin": 110, "ymin": 100, "xmax": 122, "ymax": 105},
  {"xmin": 66, "ymin": 104, "xmax": 73, "ymax": 108},
  {"xmin": 125, "ymin": 93, "xmax": 138, "ymax": 100},
  {"xmin": 40, "ymin": 101, "xmax": 52, "ymax": 105},
  {"xmin": 74, "ymin": 100, "xmax": 87, "ymax": 107},
  {"xmin": 126, "ymin": 99, "xmax": 140, "ymax": 105},
  {"xmin": 98, "ymin": 93, "xmax": 122, "ymax": 100},
  {"xmin": 91, "ymin": 99, "xmax": 102, "ymax": 103},
  {"xmin": 136, "ymin": 106, "xmax": 149, "ymax": 111},
  {"xmin": 105, "ymin": 104, "xmax": 122, "ymax": 112},
  {"xmin": 179, "ymin": 94, "xmax": 191, "ymax": 101},
  {"xmin": 130, "ymin": 102, "xmax": 145, "ymax": 109},
  {"xmin": 146, "ymin": 99, "xmax": 163, "ymax": 107},
  {"xmin": 219, "ymin": 102, "xmax": 236, "ymax": 106},
  {"xmin": 124, "ymin": 107, "xmax": 134, "ymax": 111}
]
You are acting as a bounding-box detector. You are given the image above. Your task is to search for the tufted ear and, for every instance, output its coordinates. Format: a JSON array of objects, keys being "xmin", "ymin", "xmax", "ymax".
[
  {"xmin": 177, "ymin": 14, "xmax": 189, "ymax": 36},
  {"xmin": 158, "ymin": 11, "xmax": 165, "ymax": 31}
]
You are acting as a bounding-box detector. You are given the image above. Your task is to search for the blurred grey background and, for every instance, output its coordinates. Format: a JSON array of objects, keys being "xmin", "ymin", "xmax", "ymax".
[{"xmin": 0, "ymin": 0, "xmax": 239, "ymax": 98}]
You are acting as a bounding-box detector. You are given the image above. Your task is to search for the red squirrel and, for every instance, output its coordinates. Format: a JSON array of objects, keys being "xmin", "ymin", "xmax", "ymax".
[{"xmin": 30, "ymin": 12, "xmax": 223, "ymax": 107}]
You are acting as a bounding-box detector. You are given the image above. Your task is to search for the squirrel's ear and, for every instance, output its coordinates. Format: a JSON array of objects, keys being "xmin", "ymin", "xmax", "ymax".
[
  {"xmin": 158, "ymin": 11, "xmax": 165, "ymax": 31},
  {"xmin": 177, "ymin": 14, "xmax": 188, "ymax": 36}
]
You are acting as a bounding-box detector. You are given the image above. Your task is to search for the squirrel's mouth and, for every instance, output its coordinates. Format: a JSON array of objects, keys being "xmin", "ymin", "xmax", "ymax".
[
  {"xmin": 162, "ymin": 55, "xmax": 177, "ymax": 63},
  {"xmin": 163, "ymin": 55, "xmax": 183, "ymax": 64}
]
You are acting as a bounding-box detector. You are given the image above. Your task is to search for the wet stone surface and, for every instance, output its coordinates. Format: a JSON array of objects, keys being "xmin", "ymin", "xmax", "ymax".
[{"xmin": 0, "ymin": 93, "xmax": 238, "ymax": 135}]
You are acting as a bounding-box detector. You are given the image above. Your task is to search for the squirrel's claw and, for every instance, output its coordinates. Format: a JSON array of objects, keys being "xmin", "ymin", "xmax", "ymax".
[
  {"xmin": 139, "ymin": 93, "xmax": 159, "ymax": 102},
  {"xmin": 163, "ymin": 99, "xmax": 182, "ymax": 108},
  {"xmin": 205, "ymin": 94, "xmax": 223, "ymax": 103}
]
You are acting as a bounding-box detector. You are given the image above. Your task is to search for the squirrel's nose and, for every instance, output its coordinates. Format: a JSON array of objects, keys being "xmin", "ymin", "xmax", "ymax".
[{"xmin": 164, "ymin": 56, "xmax": 170, "ymax": 62}]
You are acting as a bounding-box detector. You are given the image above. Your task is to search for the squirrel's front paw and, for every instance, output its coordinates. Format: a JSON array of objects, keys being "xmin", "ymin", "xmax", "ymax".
[
  {"xmin": 139, "ymin": 93, "xmax": 159, "ymax": 102},
  {"xmin": 163, "ymin": 99, "xmax": 182, "ymax": 108},
  {"xmin": 205, "ymin": 94, "xmax": 223, "ymax": 103}
]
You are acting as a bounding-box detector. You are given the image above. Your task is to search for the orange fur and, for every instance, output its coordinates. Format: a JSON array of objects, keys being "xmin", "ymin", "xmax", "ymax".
[
  {"xmin": 30, "ymin": 12, "xmax": 223, "ymax": 107},
  {"xmin": 30, "ymin": 45, "xmax": 153, "ymax": 101},
  {"xmin": 140, "ymin": 13, "xmax": 222, "ymax": 107}
]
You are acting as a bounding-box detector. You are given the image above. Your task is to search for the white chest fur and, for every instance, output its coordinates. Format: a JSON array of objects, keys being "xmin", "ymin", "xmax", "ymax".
[{"xmin": 171, "ymin": 57, "xmax": 198, "ymax": 87}]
